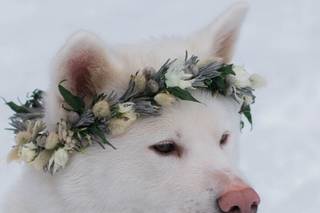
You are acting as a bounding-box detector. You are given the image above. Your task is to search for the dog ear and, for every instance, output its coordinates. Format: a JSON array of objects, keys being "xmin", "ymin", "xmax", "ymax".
[
  {"xmin": 194, "ymin": 2, "xmax": 249, "ymax": 62},
  {"xmin": 52, "ymin": 31, "xmax": 117, "ymax": 97},
  {"xmin": 45, "ymin": 31, "xmax": 125, "ymax": 129}
]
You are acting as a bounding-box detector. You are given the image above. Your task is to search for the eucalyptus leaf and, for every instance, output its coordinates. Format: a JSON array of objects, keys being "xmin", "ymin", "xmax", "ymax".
[
  {"xmin": 240, "ymin": 104, "xmax": 252, "ymax": 125},
  {"xmin": 6, "ymin": 101, "xmax": 30, "ymax": 113},
  {"xmin": 58, "ymin": 82, "xmax": 85, "ymax": 114},
  {"xmin": 166, "ymin": 87, "xmax": 199, "ymax": 103},
  {"xmin": 89, "ymin": 126, "xmax": 116, "ymax": 150}
]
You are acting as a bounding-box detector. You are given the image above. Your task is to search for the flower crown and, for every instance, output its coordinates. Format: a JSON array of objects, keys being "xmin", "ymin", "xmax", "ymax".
[{"xmin": 5, "ymin": 53, "xmax": 265, "ymax": 174}]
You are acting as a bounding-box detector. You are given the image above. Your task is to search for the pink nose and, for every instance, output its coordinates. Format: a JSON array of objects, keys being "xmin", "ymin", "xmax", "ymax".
[{"xmin": 217, "ymin": 188, "xmax": 260, "ymax": 213}]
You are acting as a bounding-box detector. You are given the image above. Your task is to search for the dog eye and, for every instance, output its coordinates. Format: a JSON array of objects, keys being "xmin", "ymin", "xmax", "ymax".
[
  {"xmin": 220, "ymin": 133, "xmax": 230, "ymax": 147},
  {"xmin": 150, "ymin": 140, "xmax": 180, "ymax": 157}
]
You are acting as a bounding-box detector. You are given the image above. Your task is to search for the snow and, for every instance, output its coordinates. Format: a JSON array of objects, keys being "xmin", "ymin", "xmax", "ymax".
[{"xmin": 0, "ymin": 0, "xmax": 319, "ymax": 212}]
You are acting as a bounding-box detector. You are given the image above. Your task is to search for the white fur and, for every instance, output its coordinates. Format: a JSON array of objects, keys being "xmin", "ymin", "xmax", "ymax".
[{"xmin": 3, "ymin": 2, "xmax": 252, "ymax": 213}]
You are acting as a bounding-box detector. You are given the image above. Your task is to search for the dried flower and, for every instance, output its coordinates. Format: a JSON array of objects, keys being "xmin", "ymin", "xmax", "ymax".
[
  {"xmin": 118, "ymin": 102, "xmax": 135, "ymax": 114},
  {"xmin": 45, "ymin": 132, "xmax": 59, "ymax": 150},
  {"xmin": 154, "ymin": 93, "xmax": 176, "ymax": 107},
  {"xmin": 48, "ymin": 148, "xmax": 69, "ymax": 174},
  {"xmin": 15, "ymin": 131, "xmax": 32, "ymax": 145},
  {"xmin": 31, "ymin": 150, "xmax": 51, "ymax": 170},
  {"xmin": 135, "ymin": 73, "xmax": 147, "ymax": 92},
  {"xmin": 7, "ymin": 147, "xmax": 20, "ymax": 163},
  {"xmin": 165, "ymin": 60, "xmax": 194, "ymax": 89},
  {"xmin": 19, "ymin": 142, "xmax": 38, "ymax": 163},
  {"xmin": 31, "ymin": 120, "xmax": 46, "ymax": 139},
  {"xmin": 92, "ymin": 100, "xmax": 111, "ymax": 118},
  {"xmin": 249, "ymin": 74, "xmax": 266, "ymax": 89},
  {"xmin": 109, "ymin": 111, "xmax": 137, "ymax": 136},
  {"xmin": 147, "ymin": 79, "xmax": 160, "ymax": 93}
]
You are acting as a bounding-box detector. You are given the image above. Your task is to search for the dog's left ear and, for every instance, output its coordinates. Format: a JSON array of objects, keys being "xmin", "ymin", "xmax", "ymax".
[{"xmin": 194, "ymin": 2, "xmax": 249, "ymax": 62}]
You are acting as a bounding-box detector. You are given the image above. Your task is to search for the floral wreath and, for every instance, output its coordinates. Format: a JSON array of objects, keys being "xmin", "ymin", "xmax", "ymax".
[{"xmin": 4, "ymin": 53, "xmax": 265, "ymax": 174}]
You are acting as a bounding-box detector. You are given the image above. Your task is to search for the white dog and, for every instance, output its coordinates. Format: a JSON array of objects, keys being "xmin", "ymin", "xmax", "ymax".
[{"xmin": 3, "ymin": 2, "xmax": 260, "ymax": 213}]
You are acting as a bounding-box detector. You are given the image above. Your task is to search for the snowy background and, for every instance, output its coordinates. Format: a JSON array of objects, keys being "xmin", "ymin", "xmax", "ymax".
[{"xmin": 0, "ymin": 0, "xmax": 319, "ymax": 212}]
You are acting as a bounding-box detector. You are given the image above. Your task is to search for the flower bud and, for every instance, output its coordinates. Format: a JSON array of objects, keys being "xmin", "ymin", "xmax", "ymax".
[
  {"xmin": 154, "ymin": 93, "xmax": 176, "ymax": 107},
  {"xmin": 109, "ymin": 111, "xmax": 137, "ymax": 136},
  {"xmin": 147, "ymin": 79, "xmax": 160, "ymax": 93},
  {"xmin": 31, "ymin": 150, "xmax": 51, "ymax": 170},
  {"xmin": 135, "ymin": 74, "xmax": 147, "ymax": 92},
  {"xmin": 45, "ymin": 132, "xmax": 59, "ymax": 150},
  {"xmin": 243, "ymin": 95, "xmax": 254, "ymax": 105},
  {"xmin": 118, "ymin": 102, "xmax": 135, "ymax": 114},
  {"xmin": 48, "ymin": 148, "xmax": 69, "ymax": 174},
  {"xmin": 15, "ymin": 131, "xmax": 32, "ymax": 145},
  {"xmin": 19, "ymin": 142, "xmax": 38, "ymax": 163},
  {"xmin": 92, "ymin": 100, "xmax": 111, "ymax": 118}
]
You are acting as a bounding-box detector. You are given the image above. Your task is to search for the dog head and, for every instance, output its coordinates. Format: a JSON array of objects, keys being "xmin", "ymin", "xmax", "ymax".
[{"xmin": 45, "ymin": 2, "xmax": 260, "ymax": 213}]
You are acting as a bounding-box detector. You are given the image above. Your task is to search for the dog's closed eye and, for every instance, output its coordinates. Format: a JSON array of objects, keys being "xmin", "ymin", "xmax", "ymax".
[
  {"xmin": 150, "ymin": 140, "xmax": 182, "ymax": 157},
  {"xmin": 219, "ymin": 133, "xmax": 230, "ymax": 147}
]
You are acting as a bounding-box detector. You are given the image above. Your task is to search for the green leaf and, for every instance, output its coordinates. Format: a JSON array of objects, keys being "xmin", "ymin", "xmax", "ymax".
[
  {"xmin": 240, "ymin": 104, "xmax": 252, "ymax": 125},
  {"xmin": 58, "ymin": 82, "xmax": 85, "ymax": 113},
  {"xmin": 240, "ymin": 120, "xmax": 245, "ymax": 130},
  {"xmin": 166, "ymin": 87, "xmax": 200, "ymax": 103},
  {"xmin": 219, "ymin": 64, "xmax": 235, "ymax": 77},
  {"xmin": 5, "ymin": 101, "xmax": 30, "ymax": 113},
  {"xmin": 90, "ymin": 126, "xmax": 116, "ymax": 150}
]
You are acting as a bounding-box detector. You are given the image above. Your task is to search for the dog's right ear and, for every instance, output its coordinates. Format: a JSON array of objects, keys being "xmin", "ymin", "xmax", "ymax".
[{"xmin": 45, "ymin": 32, "xmax": 126, "ymax": 129}]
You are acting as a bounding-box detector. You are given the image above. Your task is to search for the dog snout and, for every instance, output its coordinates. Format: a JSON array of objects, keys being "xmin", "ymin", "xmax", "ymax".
[{"xmin": 217, "ymin": 187, "xmax": 260, "ymax": 213}]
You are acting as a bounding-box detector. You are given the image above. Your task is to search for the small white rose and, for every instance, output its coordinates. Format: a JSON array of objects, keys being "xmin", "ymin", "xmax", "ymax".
[
  {"xmin": 48, "ymin": 148, "xmax": 69, "ymax": 174},
  {"xmin": 135, "ymin": 74, "xmax": 147, "ymax": 92},
  {"xmin": 229, "ymin": 65, "xmax": 251, "ymax": 88},
  {"xmin": 109, "ymin": 111, "xmax": 137, "ymax": 136},
  {"xmin": 154, "ymin": 93, "xmax": 176, "ymax": 107},
  {"xmin": 15, "ymin": 131, "xmax": 32, "ymax": 145},
  {"xmin": 31, "ymin": 150, "xmax": 51, "ymax": 170},
  {"xmin": 118, "ymin": 102, "xmax": 135, "ymax": 114},
  {"xmin": 165, "ymin": 60, "xmax": 194, "ymax": 89},
  {"xmin": 45, "ymin": 132, "xmax": 59, "ymax": 150},
  {"xmin": 19, "ymin": 142, "xmax": 38, "ymax": 163},
  {"xmin": 92, "ymin": 100, "xmax": 111, "ymax": 118},
  {"xmin": 249, "ymin": 74, "xmax": 266, "ymax": 89}
]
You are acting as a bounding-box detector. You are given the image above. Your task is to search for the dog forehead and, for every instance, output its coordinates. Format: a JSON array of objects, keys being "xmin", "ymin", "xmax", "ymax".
[
  {"xmin": 129, "ymin": 91, "xmax": 240, "ymax": 143},
  {"xmin": 169, "ymin": 94, "xmax": 239, "ymax": 132}
]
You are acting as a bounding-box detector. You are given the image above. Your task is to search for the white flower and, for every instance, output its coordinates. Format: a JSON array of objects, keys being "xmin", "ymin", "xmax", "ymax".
[
  {"xmin": 109, "ymin": 111, "xmax": 137, "ymax": 136},
  {"xmin": 92, "ymin": 100, "xmax": 111, "ymax": 118},
  {"xmin": 48, "ymin": 148, "xmax": 69, "ymax": 174},
  {"xmin": 118, "ymin": 102, "xmax": 135, "ymax": 114},
  {"xmin": 58, "ymin": 120, "xmax": 68, "ymax": 141},
  {"xmin": 154, "ymin": 93, "xmax": 176, "ymax": 107},
  {"xmin": 135, "ymin": 74, "xmax": 147, "ymax": 92},
  {"xmin": 45, "ymin": 132, "xmax": 59, "ymax": 150},
  {"xmin": 249, "ymin": 73, "xmax": 266, "ymax": 89},
  {"xmin": 165, "ymin": 60, "xmax": 194, "ymax": 89},
  {"xmin": 31, "ymin": 150, "xmax": 51, "ymax": 170},
  {"xmin": 243, "ymin": 95, "xmax": 254, "ymax": 105},
  {"xmin": 31, "ymin": 120, "xmax": 46, "ymax": 139},
  {"xmin": 19, "ymin": 142, "xmax": 38, "ymax": 163},
  {"xmin": 228, "ymin": 65, "xmax": 251, "ymax": 88},
  {"xmin": 15, "ymin": 131, "xmax": 32, "ymax": 145}
]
